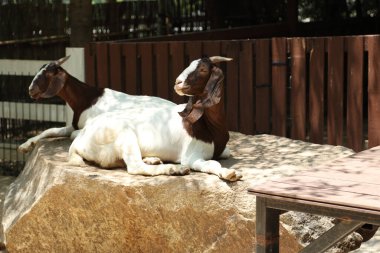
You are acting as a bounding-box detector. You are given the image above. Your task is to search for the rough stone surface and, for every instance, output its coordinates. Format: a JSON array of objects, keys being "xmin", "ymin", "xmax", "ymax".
[
  {"xmin": 2, "ymin": 133, "xmax": 363, "ymax": 253},
  {"xmin": 0, "ymin": 176, "xmax": 15, "ymax": 252},
  {"xmin": 353, "ymin": 229, "xmax": 380, "ymax": 253}
]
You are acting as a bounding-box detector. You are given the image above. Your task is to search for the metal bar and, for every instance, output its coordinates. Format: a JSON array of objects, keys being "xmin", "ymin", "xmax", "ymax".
[
  {"xmin": 0, "ymin": 143, "xmax": 25, "ymax": 162},
  {"xmin": 0, "ymin": 102, "xmax": 66, "ymax": 122},
  {"xmin": 301, "ymin": 220, "xmax": 364, "ymax": 253}
]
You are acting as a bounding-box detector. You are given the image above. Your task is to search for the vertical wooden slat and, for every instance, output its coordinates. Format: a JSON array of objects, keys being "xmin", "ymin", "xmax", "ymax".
[
  {"xmin": 239, "ymin": 40, "xmax": 255, "ymax": 134},
  {"xmin": 139, "ymin": 43, "xmax": 154, "ymax": 96},
  {"xmin": 327, "ymin": 37, "xmax": 344, "ymax": 146},
  {"xmin": 84, "ymin": 43, "xmax": 96, "ymax": 86},
  {"xmin": 255, "ymin": 39, "xmax": 271, "ymax": 134},
  {"xmin": 271, "ymin": 38, "xmax": 287, "ymax": 137},
  {"xmin": 309, "ymin": 38, "xmax": 325, "ymax": 144},
  {"xmin": 202, "ymin": 41, "xmax": 221, "ymax": 57},
  {"xmin": 154, "ymin": 42, "xmax": 169, "ymax": 100},
  {"xmin": 347, "ymin": 36, "xmax": 364, "ymax": 152},
  {"xmin": 123, "ymin": 43, "xmax": 137, "ymax": 95},
  {"xmin": 109, "ymin": 43, "xmax": 122, "ymax": 92},
  {"xmin": 290, "ymin": 38, "xmax": 306, "ymax": 141},
  {"xmin": 95, "ymin": 43, "xmax": 109, "ymax": 88},
  {"xmin": 221, "ymin": 41, "xmax": 239, "ymax": 132},
  {"xmin": 186, "ymin": 41, "xmax": 202, "ymax": 63},
  {"xmin": 169, "ymin": 42, "xmax": 185, "ymax": 103},
  {"xmin": 367, "ymin": 35, "xmax": 380, "ymax": 148}
]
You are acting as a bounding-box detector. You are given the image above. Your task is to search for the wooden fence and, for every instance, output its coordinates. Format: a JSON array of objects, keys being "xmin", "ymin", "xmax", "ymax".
[{"xmin": 85, "ymin": 35, "xmax": 380, "ymax": 152}]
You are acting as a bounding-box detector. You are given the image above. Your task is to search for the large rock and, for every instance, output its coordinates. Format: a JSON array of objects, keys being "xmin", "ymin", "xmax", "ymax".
[
  {"xmin": 2, "ymin": 133, "xmax": 363, "ymax": 253},
  {"xmin": 0, "ymin": 176, "xmax": 15, "ymax": 252}
]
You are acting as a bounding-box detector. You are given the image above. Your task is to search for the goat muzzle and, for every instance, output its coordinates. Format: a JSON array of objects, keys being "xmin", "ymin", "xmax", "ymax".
[
  {"xmin": 28, "ymin": 86, "xmax": 42, "ymax": 100},
  {"xmin": 174, "ymin": 84, "xmax": 185, "ymax": 96}
]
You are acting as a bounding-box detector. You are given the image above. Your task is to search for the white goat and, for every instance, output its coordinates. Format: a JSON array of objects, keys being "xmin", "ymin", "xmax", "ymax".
[
  {"xmin": 18, "ymin": 56, "xmax": 175, "ymax": 153},
  {"xmin": 69, "ymin": 56, "xmax": 242, "ymax": 181}
]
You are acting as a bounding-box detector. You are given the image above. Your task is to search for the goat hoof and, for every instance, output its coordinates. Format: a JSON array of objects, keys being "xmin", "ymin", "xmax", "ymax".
[
  {"xmin": 221, "ymin": 169, "xmax": 242, "ymax": 182},
  {"xmin": 181, "ymin": 166, "xmax": 191, "ymax": 175},
  {"xmin": 170, "ymin": 165, "xmax": 190, "ymax": 175},
  {"xmin": 143, "ymin": 157, "xmax": 163, "ymax": 165},
  {"xmin": 18, "ymin": 141, "xmax": 34, "ymax": 153},
  {"xmin": 68, "ymin": 155, "xmax": 87, "ymax": 167}
]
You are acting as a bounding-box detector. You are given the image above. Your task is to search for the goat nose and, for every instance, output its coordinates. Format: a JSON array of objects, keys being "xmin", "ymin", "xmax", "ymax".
[
  {"xmin": 175, "ymin": 79, "xmax": 183, "ymax": 87},
  {"xmin": 28, "ymin": 85, "xmax": 40, "ymax": 97}
]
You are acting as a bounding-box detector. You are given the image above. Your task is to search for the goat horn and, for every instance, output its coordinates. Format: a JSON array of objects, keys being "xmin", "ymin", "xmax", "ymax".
[
  {"xmin": 209, "ymin": 56, "xmax": 233, "ymax": 63},
  {"xmin": 55, "ymin": 55, "xmax": 71, "ymax": 66}
]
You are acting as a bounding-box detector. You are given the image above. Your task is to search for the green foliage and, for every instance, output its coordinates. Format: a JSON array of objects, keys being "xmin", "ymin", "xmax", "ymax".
[{"xmin": 298, "ymin": 0, "xmax": 379, "ymax": 22}]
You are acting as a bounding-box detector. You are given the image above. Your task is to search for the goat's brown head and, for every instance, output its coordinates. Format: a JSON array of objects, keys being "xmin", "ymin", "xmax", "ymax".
[
  {"xmin": 28, "ymin": 55, "xmax": 70, "ymax": 100},
  {"xmin": 175, "ymin": 56, "xmax": 233, "ymax": 122}
]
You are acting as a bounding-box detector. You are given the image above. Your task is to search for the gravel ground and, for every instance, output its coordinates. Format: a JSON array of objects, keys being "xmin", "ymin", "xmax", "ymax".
[{"xmin": 353, "ymin": 231, "xmax": 380, "ymax": 253}]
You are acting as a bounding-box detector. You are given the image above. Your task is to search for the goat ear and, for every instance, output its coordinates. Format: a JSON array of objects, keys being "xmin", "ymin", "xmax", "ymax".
[
  {"xmin": 55, "ymin": 55, "xmax": 70, "ymax": 66},
  {"xmin": 179, "ymin": 97, "xmax": 204, "ymax": 123},
  {"xmin": 40, "ymin": 71, "xmax": 66, "ymax": 98},
  {"xmin": 202, "ymin": 66, "xmax": 224, "ymax": 108}
]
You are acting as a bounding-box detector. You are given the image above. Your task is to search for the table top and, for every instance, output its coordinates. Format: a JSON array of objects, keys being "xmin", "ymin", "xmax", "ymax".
[{"xmin": 248, "ymin": 146, "xmax": 380, "ymax": 215}]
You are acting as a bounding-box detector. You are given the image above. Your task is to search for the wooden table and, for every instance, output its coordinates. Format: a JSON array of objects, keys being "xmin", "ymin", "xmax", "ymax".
[{"xmin": 248, "ymin": 146, "xmax": 380, "ymax": 253}]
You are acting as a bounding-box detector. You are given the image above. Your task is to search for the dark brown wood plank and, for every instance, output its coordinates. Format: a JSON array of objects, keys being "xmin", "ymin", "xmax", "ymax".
[
  {"xmin": 84, "ymin": 43, "xmax": 96, "ymax": 86},
  {"xmin": 139, "ymin": 43, "xmax": 154, "ymax": 96},
  {"xmin": 327, "ymin": 37, "xmax": 344, "ymax": 145},
  {"xmin": 255, "ymin": 39, "xmax": 271, "ymax": 134},
  {"xmin": 299, "ymin": 168, "xmax": 380, "ymax": 185},
  {"xmin": 252, "ymin": 193, "xmax": 380, "ymax": 225},
  {"xmin": 202, "ymin": 41, "xmax": 221, "ymax": 58},
  {"xmin": 307, "ymin": 147, "xmax": 380, "ymax": 167},
  {"xmin": 186, "ymin": 41, "xmax": 202, "ymax": 63},
  {"xmin": 169, "ymin": 42, "xmax": 185, "ymax": 103},
  {"xmin": 249, "ymin": 146, "xmax": 380, "ymax": 216},
  {"xmin": 221, "ymin": 41, "xmax": 240, "ymax": 131},
  {"xmin": 301, "ymin": 221, "xmax": 364, "ymax": 253},
  {"xmin": 302, "ymin": 146, "xmax": 380, "ymax": 178},
  {"xmin": 239, "ymin": 40, "xmax": 255, "ymax": 134},
  {"xmin": 154, "ymin": 42, "xmax": 169, "ymax": 100},
  {"xmin": 109, "ymin": 43, "xmax": 122, "ymax": 92},
  {"xmin": 271, "ymin": 38, "xmax": 287, "ymax": 137},
  {"xmin": 123, "ymin": 43, "xmax": 137, "ymax": 95},
  {"xmin": 272, "ymin": 175, "xmax": 380, "ymax": 194},
  {"xmin": 309, "ymin": 38, "xmax": 325, "ymax": 144},
  {"xmin": 290, "ymin": 38, "xmax": 306, "ymax": 140},
  {"xmin": 367, "ymin": 35, "xmax": 380, "ymax": 148},
  {"xmin": 95, "ymin": 42, "xmax": 109, "ymax": 88},
  {"xmin": 346, "ymin": 36, "xmax": 364, "ymax": 152},
  {"xmin": 250, "ymin": 181, "xmax": 380, "ymax": 212}
]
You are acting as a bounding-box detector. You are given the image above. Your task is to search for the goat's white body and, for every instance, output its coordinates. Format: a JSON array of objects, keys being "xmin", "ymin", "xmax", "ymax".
[
  {"xmin": 77, "ymin": 88, "xmax": 175, "ymax": 128},
  {"xmin": 73, "ymin": 105, "xmax": 188, "ymax": 163},
  {"xmin": 69, "ymin": 104, "xmax": 239, "ymax": 180},
  {"xmin": 19, "ymin": 88, "xmax": 175, "ymax": 152}
]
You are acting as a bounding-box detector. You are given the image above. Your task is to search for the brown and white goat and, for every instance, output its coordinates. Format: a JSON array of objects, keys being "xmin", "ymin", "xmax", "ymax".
[
  {"xmin": 69, "ymin": 56, "xmax": 242, "ymax": 181},
  {"xmin": 18, "ymin": 55, "xmax": 175, "ymax": 153}
]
